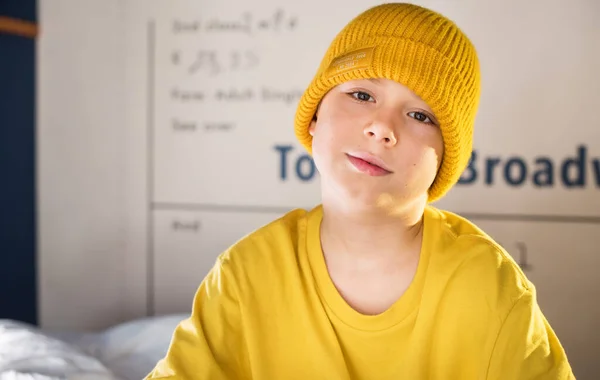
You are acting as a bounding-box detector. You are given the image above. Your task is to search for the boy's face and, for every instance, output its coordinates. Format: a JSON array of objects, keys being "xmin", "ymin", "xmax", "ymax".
[{"xmin": 309, "ymin": 78, "xmax": 444, "ymax": 209}]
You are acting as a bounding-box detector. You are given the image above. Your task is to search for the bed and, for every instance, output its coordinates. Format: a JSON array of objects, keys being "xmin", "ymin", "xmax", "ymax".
[{"xmin": 0, "ymin": 314, "xmax": 187, "ymax": 380}]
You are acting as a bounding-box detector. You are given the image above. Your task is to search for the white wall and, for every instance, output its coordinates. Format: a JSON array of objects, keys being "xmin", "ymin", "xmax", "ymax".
[
  {"xmin": 37, "ymin": 0, "xmax": 128, "ymax": 329},
  {"xmin": 38, "ymin": 0, "xmax": 600, "ymax": 377}
]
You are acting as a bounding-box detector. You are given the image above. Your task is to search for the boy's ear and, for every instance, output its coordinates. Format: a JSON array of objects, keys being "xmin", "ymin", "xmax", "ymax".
[
  {"xmin": 309, "ymin": 100, "xmax": 321, "ymax": 136},
  {"xmin": 309, "ymin": 116, "xmax": 316, "ymax": 136}
]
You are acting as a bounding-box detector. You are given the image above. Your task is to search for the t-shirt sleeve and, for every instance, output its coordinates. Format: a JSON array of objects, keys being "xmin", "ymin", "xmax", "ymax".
[
  {"xmin": 486, "ymin": 288, "xmax": 575, "ymax": 379},
  {"xmin": 144, "ymin": 255, "xmax": 250, "ymax": 380}
]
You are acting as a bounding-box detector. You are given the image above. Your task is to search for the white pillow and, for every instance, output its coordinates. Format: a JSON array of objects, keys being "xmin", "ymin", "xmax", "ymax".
[
  {"xmin": 0, "ymin": 319, "xmax": 118, "ymax": 380},
  {"xmin": 70, "ymin": 314, "xmax": 188, "ymax": 380}
]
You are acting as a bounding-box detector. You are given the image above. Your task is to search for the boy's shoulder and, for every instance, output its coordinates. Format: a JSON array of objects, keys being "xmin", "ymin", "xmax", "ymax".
[
  {"xmin": 217, "ymin": 206, "xmax": 313, "ymax": 269},
  {"xmin": 425, "ymin": 205, "xmax": 533, "ymax": 299},
  {"xmin": 426, "ymin": 205, "xmax": 495, "ymax": 242}
]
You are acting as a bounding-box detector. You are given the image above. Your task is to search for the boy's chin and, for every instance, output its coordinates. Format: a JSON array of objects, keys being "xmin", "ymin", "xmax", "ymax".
[
  {"xmin": 325, "ymin": 181, "xmax": 427, "ymax": 214},
  {"xmin": 329, "ymin": 185, "xmax": 404, "ymax": 210}
]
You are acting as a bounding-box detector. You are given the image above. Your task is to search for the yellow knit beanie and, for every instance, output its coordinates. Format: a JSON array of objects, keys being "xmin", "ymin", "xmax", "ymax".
[{"xmin": 294, "ymin": 3, "xmax": 481, "ymax": 202}]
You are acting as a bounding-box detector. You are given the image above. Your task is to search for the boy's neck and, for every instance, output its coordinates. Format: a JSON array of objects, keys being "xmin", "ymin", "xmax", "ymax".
[{"xmin": 319, "ymin": 195, "xmax": 427, "ymax": 263}]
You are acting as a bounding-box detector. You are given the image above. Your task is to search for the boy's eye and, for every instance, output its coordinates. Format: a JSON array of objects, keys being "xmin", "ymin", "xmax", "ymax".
[
  {"xmin": 351, "ymin": 91, "xmax": 374, "ymax": 102},
  {"xmin": 408, "ymin": 111, "xmax": 433, "ymax": 124}
]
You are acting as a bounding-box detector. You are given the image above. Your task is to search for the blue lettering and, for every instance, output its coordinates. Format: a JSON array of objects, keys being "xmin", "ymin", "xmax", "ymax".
[
  {"xmin": 485, "ymin": 157, "xmax": 501, "ymax": 185},
  {"xmin": 296, "ymin": 154, "xmax": 316, "ymax": 181},
  {"xmin": 561, "ymin": 145, "xmax": 586, "ymax": 187},
  {"xmin": 458, "ymin": 151, "xmax": 477, "ymax": 184},
  {"xmin": 274, "ymin": 145, "xmax": 293, "ymax": 180},
  {"xmin": 532, "ymin": 157, "xmax": 554, "ymax": 187},
  {"xmin": 504, "ymin": 157, "xmax": 527, "ymax": 186},
  {"xmin": 593, "ymin": 158, "xmax": 600, "ymax": 187}
]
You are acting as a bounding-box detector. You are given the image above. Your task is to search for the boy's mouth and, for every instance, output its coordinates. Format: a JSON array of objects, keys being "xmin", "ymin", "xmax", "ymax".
[{"xmin": 346, "ymin": 153, "xmax": 393, "ymax": 176}]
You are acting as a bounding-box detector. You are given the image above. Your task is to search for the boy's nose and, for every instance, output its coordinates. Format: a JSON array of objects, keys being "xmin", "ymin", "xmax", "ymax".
[{"xmin": 364, "ymin": 123, "xmax": 398, "ymax": 147}]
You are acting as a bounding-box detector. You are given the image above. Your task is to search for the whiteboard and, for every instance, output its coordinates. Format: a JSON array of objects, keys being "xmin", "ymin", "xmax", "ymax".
[{"xmin": 38, "ymin": 0, "xmax": 599, "ymax": 377}]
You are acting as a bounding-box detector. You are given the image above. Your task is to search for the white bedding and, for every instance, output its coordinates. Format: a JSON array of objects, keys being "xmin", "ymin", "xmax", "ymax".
[{"xmin": 0, "ymin": 314, "xmax": 187, "ymax": 380}]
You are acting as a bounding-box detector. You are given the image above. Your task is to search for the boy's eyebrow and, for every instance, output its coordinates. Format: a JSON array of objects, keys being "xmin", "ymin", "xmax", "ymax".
[{"xmin": 366, "ymin": 78, "xmax": 382, "ymax": 84}]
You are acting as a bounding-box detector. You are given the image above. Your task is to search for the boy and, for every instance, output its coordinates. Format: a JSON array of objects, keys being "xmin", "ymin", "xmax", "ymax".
[{"xmin": 146, "ymin": 3, "xmax": 574, "ymax": 379}]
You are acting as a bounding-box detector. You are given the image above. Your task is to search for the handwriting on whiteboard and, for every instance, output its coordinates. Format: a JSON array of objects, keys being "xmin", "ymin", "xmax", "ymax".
[
  {"xmin": 172, "ymin": 10, "xmax": 298, "ymax": 35},
  {"xmin": 163, "ymin": 9, "xmax": 303, "ymax": 136},
  {"xmin": 171, "ymin": 49, "xmax": 259, "ymax": 76},
  {"xmin": 171, "ymin": 87, "xmax": 302, "ymax": 105}
]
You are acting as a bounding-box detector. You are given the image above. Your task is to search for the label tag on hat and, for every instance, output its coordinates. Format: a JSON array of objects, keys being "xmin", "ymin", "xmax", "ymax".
[{"xmin": 325, "ymin": 46, "xmax": 375, "ymax": 79}]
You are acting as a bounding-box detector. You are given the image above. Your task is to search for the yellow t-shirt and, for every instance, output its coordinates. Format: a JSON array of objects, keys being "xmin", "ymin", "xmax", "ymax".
[{"xmin": 145, "ymin": 205, "xmax": 574, "ymax": 379}]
